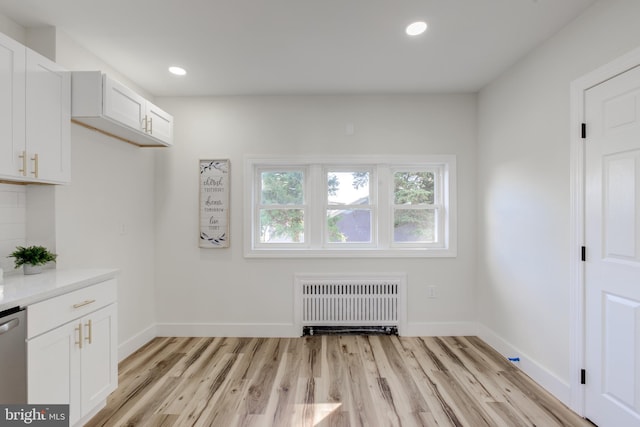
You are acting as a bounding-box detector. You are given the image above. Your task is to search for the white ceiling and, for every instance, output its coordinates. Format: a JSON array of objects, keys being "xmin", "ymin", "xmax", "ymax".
[{"xmin": 0, "ymin": 0, "xmax": 596, "ymax": 97}]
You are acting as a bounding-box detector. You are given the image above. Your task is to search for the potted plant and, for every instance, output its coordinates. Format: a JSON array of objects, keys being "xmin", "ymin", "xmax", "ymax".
[{"xmin": 8, "ymin": 245, "xmax": 57, "ymax": 275}]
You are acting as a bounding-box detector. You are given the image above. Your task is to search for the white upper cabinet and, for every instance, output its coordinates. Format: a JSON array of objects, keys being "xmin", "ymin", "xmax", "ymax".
[
  {"xmin": 103, "ymin": 75, "xmax": 146, "ymax": 131},
  {"xmin": 26, "ymin": 49, "xmax": 71, "ymax": 183},
  {"xmin": 72, "ymin": 71, "xmax": 173, "ymax": 147},
  {"xmin": 0, "ymin": 32, "xmax": 71, "ymax": 184},
  {"xmin": 145, "ymin": 100, "xmax": 173, "ymax": 144},
  {"xmin": 0, "ymin": 32, "xmax": 26, "ymax": 178}
]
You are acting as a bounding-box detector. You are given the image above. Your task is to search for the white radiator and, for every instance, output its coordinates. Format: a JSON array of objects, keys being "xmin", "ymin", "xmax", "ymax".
[{"xmin": 295, "ymin": 274, "xmax": 406, "ymax": 333}]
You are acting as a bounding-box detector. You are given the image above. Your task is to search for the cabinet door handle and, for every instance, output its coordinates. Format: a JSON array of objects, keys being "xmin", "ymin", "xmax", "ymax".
[
  {"xmin": 30, "ymin": 153, "xmax": 39, "ymax": 178},
  {"xmin": 142, "ymin": 116, "xmax": 148, "ymax": 133},
  {"xmin": 18, "ymin": 151, "xmax": 27, "ymax": 176},
  {"xmin": 75, "ymin": 323, "xmax": 83, "ymax": 349},
  {"xmin": 148, "ymin": 116, "xmax": 153, "ymax": 134},
  {"xmin": 73, "ymin": 299, "xmax": 96, "ymax": 309},
  {"xmin": 85, "ymin": 319, "xmax": 92, "ymax": 345}
]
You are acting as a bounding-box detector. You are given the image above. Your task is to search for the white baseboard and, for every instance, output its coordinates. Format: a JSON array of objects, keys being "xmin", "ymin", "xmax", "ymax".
[
  {"xmin": 476, "ymin": 322, "xmax": 571, "ymax": 406},
  {"xmin": 75, "ymin": 399, "xmax": 106, "ymax": 427},
  {"xmin": 118, "ymin": 323, "xmax": 157, "ymax": 362},
  {"xmin": 156, "ymin": 322, "xmax": 300, "ymax": 338},
  {"xmin": 154, "ymin": 321, "xmax": 477, "ymax": 338},
  {"xmin": 404, "ymin": 321, "xmax": 478, "ymax": 337}
]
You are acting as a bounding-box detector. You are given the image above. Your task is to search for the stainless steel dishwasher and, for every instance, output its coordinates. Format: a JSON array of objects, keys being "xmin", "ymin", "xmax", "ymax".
[{"xmin": 0, "ymin": 307, "xmax": 26, "ymax": 404}]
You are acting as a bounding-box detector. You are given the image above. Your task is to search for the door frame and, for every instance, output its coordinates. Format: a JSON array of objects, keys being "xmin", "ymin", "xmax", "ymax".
[{"xmin": 569, "ymin": 46, "xmax": 640, "ymax": 416}]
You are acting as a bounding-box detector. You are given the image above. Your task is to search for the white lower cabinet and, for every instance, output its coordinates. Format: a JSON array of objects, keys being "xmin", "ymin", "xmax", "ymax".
[{"xmin": 27, "ymin": 280, "xmax": 117, "ymax": 426}]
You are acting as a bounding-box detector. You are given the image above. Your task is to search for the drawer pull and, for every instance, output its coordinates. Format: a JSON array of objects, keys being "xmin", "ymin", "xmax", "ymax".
[{"xmin": 73, "ymin": 299, "xmax": 96, "ymax": 309}]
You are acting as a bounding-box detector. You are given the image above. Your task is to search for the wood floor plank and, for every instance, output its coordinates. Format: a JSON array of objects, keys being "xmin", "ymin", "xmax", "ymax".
[
  {"xmin": 354, "ymin": 336, "xmax": 402, "ymax": 427},
  {"xmin": 340, "ymin": 336, "xmax": 382, "ymax": 427},
  {"xmin": 265, "ymin": 341, "xmax": 304, "ymax": 427},
  {"xmin": 432, "ymin": 337, "xmax": 538, "ymax": 426},
  {"xmin": 90, "ymin": 336, "xmax": 590, "ymax": 427},
  {"xmin": 172, "ymin": 353, "xmax": 240, "ymax": 426},
  {"xmin": 395, "ymin": 336, "xmax": 465, "ymax": 426},
  {"xmin": 157, "ymin": 339, "xmax": 227, "ymax": 415},
  {"xmin": 367, "ymin": 336, "xmax": 433, "ymax": 426},
  {"xmin": 85, "ymin": 351, "xmax": 185, "ymax": 426},
  {"xmin": 486, "ymin": 401, "xmax": 532, "ymax": 427},
  {"xmin": 112, "ymin": 377, "xmax": 182, "ymax": 427}
]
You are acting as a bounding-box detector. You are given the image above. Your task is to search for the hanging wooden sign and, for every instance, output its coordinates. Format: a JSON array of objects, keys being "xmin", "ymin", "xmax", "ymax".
[{"xmin": 199, "ymin": 159, "xmax": 230, "ymax": 248}]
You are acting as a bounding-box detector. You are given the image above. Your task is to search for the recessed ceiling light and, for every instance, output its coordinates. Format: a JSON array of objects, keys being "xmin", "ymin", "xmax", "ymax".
[
  {"xmin": 169, "ymin": 66, "xmax": 187, "ymax": 76},
  {"xmin": 406, "ymin": 21, "xmax": 427, "ymax": 36}
]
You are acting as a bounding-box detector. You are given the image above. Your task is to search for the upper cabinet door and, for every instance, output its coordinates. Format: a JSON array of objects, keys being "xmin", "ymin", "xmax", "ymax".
[
  {"xmin": 0, "ymin": 33, "xmax": 26, "ymax": 178},
  {"xmin": 102, "ymin": 75, "xmax": 146, "ymax": 133},
  {"xmin": 146, "ymin": 100, "xmax": 173, "ymax": 145},
  {"xmin": 25, "ymin": 49, "xmax": 71, "ymax": 183}
]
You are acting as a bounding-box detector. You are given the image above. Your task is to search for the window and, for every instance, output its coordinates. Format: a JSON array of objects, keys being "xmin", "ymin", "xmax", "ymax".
[
  {"xmin": 392, "ymin": 169, "xmax": 442, "ymax": 247},
  {"xmin": 326, "ymin": 169, "xmax": 374, "ymax": 245},
  {"xmin": 257, "ymin": 169, "xmax": 306, "ymax": 245},
  {"xmin": 245, "ymin": 156, "xmax": 456, "ymax": 257}
]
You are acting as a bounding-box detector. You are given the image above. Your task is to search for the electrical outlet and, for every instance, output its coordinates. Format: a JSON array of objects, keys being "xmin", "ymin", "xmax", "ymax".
[{"xmin": 427, "ymin": 286, "xmax": 437, "ymax": 298}]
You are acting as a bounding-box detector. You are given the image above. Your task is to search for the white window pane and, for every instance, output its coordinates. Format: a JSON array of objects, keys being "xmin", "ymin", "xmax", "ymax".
[
  {"xmin": 394, "ymin": 171, "xmax": 434, "ymax": 205},
  {"xmin": 261, "ymin": 171, "xmax": 304, "ymax": 205},
  {"xmin": 328, "ymin": 172, "xmax": 369, "ymax": 205},
  {"xmin": 327, "ymin": 209, "xmax": 371, "ymax": 243},
  {"xmin": 260, "ymin": 209, "xmax": 304, "ymax": 243},
  {"xmin": 394, "ymin": 209, "xmax": 436, "ymax": 243}
]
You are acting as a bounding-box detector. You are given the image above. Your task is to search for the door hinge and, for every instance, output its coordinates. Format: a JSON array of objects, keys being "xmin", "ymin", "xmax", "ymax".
[
  {"xmin": 581, "ymin": 123, "xmax": 587, "ymax": 139},
  {"xmin": 581, "ymin": 369, "xmax": 586, "ymax": 385},
  {"xmin": 581, "ymin": 246, "xmax": 586, "ymax": 262}
]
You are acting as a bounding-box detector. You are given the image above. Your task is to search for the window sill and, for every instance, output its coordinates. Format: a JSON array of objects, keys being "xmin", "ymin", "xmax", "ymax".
[{"xmin": 243, "ymin": 248, "xmax": 457, "ymax": 258}]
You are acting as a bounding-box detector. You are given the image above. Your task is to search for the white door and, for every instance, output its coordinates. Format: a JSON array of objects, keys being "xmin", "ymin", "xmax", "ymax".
[
  {"xmin": 102, "ymin": 74, "xmax": 146, "ymax": 132},
  {"xmin": 25, "ymin": 48, "xmax": 70, "ymax": 183},
  {"xmin": 585, "ymin": 64, "xmax": 640, "ymax": 426},
  {"xmin": 0, "ymin": 32, "xmax": 25, "ymax": 178},
  {"xmin": 80, "ymin": 304, "xmax": 118, "ymax": 418},
  {"xmin": 146, "ymin": 100, "xmax": 174, "ymax": 145},
  {"xmin": 28, "ymin": 321, "xmax": 81, "ymax": 426}
]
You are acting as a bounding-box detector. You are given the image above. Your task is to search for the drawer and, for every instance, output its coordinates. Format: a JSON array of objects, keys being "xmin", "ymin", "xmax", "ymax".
[{"xmin": 28, "ymin": 279, "xmax": 117, "ymax": 339}]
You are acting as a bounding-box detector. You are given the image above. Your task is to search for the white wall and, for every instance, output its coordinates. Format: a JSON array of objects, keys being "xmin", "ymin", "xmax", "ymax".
[
  {"xmin": 477, "ymin": 0, "xmax": 640, "ymax": 402},
  {"xmin": 0, "ymin": 184, "xmax": 26, "ymax": 272},
  {"xmin": 54, "ymin": 126, "xmax": 157, "ymax": 357},
  {"xmin": 154, "ymin": 95, "xmax": 477, "ymax": 336},
  {"xmin": 0, "ymin": 13, "xmax": 24, "ymax": 43},
  {"xmin": 52, "ymin": 34, "xmax": 158, "ymax": 357}
]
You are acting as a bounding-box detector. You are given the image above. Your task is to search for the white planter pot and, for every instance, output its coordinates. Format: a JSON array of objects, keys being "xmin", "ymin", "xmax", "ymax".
[{"xmin": 23, "ymin": 264, "xmax": 43, "ymax": 275}]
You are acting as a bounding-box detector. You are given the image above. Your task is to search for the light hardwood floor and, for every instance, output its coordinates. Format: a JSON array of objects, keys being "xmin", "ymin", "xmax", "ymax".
[{"xmin": 86, "ymin": 336, "xmax": 591, "ymax": 427}]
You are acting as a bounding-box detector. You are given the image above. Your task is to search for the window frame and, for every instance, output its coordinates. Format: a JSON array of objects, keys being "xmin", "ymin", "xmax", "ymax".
[{"xmin": 244, "ymin": 155, "xmax": 456, "ymax": 258}]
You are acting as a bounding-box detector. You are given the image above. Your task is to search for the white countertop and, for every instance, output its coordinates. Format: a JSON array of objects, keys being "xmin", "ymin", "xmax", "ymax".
[{"xmin": 0, "ymin": 268, "xmax": 119, "ymax": 312}]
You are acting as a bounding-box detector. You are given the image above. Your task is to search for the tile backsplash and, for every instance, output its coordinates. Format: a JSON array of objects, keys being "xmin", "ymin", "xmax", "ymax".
[{"xmin": 0, "ymin": 183, "xmax": 27, "ymax": 272}]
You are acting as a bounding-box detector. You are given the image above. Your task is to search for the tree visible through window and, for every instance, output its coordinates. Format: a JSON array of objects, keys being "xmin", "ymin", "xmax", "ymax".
[
  {"xmin": 259, "ymin": 170, "xmax": 305, "ymax": 243},
  {"xmin": 393, "ymin": 171, "xmax": 437, "ymax": 243}
]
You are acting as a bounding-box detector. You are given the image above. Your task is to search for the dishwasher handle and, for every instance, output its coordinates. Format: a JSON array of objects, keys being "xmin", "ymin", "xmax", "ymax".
[{"xmin": 0, "ymin": 318, "xmax": 19, "ymax": 335}]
